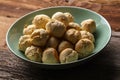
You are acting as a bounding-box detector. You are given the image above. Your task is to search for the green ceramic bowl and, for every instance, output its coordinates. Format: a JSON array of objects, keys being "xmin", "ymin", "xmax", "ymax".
[{"xmin": 6, "ymin": 6, "xmax": 111, "ymax": 69}]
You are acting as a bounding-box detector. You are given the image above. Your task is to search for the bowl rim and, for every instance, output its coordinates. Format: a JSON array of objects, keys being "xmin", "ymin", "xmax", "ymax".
[{"xmin": 6, "ymin": 6, "xmax": 111, "ymax": 66}]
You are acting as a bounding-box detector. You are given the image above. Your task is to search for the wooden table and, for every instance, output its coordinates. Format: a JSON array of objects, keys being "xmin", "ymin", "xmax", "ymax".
[{"xmin": 0, "ymin": 0, "xmax": 120, "ymax": 80}]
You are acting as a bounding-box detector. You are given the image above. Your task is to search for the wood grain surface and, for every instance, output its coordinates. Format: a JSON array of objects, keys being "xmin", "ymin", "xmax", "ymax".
[{"xmin": 0, "ymin": 0, "xmax": 120, "ymax": 80}]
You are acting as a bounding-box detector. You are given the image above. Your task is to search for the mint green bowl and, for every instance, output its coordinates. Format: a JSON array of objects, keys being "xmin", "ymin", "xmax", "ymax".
[{"xmin": 6, "ymin": 6, "xmax": 111, "ymax": 69}]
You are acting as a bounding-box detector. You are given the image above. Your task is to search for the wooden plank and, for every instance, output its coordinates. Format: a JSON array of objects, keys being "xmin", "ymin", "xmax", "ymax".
[
  {"xmin": 0, "ymin": 35, "xmax": 120, "ymax": 80},
  {"xmin": 0, "ymin": 16, "xmax": 17, "ymax": 50},
  {"xmin": 0, "ymin": 0, "xmax": 120, "ymax": 79}
]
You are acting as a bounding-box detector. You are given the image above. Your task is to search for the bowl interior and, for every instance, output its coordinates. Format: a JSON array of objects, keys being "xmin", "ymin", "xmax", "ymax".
[{"xmin": 6, "ymin": 6, "xmax": 111, "ymax": 67}]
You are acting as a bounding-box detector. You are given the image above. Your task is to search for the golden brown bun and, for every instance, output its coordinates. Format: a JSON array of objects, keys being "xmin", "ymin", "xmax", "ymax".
[
  {"xmin": 46, "ymin": 20, "xmax": 66, "ymax": 38},
  {"xmin": 31, "ymin": 29, "xmax": 49, "ymax": 46},
  {"xmin": 23, "ymin": 24, "xmax": 36, "ymax": 35},
  {"xmin": 25, "ymin": 46, "xmax": 42, "ymax": 62},
  {"xmin": 58, "ymin": 40, "xmax": 74, "ymax": 53},
  {"xmin": 64, "ymin": 12, "xmax": 74, "ymax": 23},
  {"xmin": 75, "ymin": 39, "xmax": 94, "ymax": 58},
  {"xmin": 64, "ymin": 29, "xmax": 81, "ymax": 44},
  {"xmin": 80, "ymin": 31, "xmax": 95, "ymax": 42},
  {"xmin": 42, "ymin": 48, "xmax": 59, "ymax": 64},
  {"xmin": 32, "ymin": 14, "xmax": 50, "ymax": 29},
  {"xmin": 67, "ymin": 22, "xmax": 82, "ymax": 31},
  {"xmin": 46, "ymin": 36, "xmax": 59, "ymax": 49},
  {"xmin": 81, "ymin": 19, "xmax": 96, "ymax": 33},
  {"xmin": 59, "ymin": 48, "xmax": 78, "ymax": 63},
  {"xmin": 18, "ymin": 35, "xmax": 31, "ymax": 52},
  {"xmin": 52, "ymin": 12, "xmax": 69, "ymax": 26}
]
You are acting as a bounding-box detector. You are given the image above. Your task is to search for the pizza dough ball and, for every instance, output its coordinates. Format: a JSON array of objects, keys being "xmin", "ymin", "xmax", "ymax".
[
  {"xmin": 32, "ymin": 14, "xmax": 50, "ymax": 29},
  {"xmin": 23, "ymin": 24, "xmax": 36, "ymax": 35},
  {"xmin": 81, "ymin": 19, "xmax": 96, "ymax": 33},
  {"xmin": 67, "ymin": 22, "xmax": 82, "ymax": 31},
  {"xmin": 75, "ymin": 39, "xmax": 94, "ymax": 58},
  {"xmin": 42, "ymin": 48, "xmax": 59, "ymax": 64},
  {"xmin": 59, "ymin": 48, "xmax": 78, "ymax": 64},
  {"xmin": 80, "ymin": 31, "xmax": 95, "ymax": 42},
  {"xmin": 31, "ymin": 29, "xmax": 49, "ymax": 46},
  {"xmin": 64, "ymin": 29, "xmax": 81, "ymax": 44},
  {"xmin": 46, "ymin": 20, "xmax": 66, "ymax": 38},
  {"xmin": 52, "ymin": 12, "xmax": 69, "ymax": 26},
  {"xmin": 25, "ymin": 46, "xmax": 42, "ymax": 62},
  {"xmin": 64, "ymin": 12, "xmax": 74, "ymax": 23},
  {"xmin": 18, "ymin": 35, "xmax": 31, "ymax": 52},
  {"xmin": 58, "ymin": 41, "xmax": 74, "ymax": 53},
  {"xmin": 46, "ymin": 36, "xmax": 59, "ymax": 49}
]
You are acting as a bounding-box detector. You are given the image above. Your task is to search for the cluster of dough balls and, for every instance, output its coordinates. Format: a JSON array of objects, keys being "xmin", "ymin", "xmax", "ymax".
[{"xmin": 18, "ymin": 12, "xmax": 96, "ymax": 64}]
